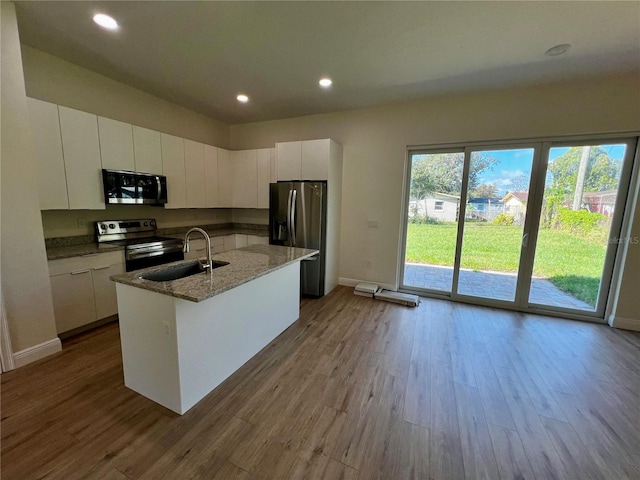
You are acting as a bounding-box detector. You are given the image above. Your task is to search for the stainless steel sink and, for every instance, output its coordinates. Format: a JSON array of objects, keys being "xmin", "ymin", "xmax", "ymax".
[{"xmin": 138, "ymin": 260, "xmax": 229, "ymax": 282}]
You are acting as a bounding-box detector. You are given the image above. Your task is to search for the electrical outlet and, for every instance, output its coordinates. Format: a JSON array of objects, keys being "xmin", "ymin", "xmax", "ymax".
[
  {"xmin": 77, "ymin": 218, "xmax": 86, "ymax": 229},
  {"xmin": 367, "ymin": 220, "xmax": 378, "ymax": 228},
  {"xmin": 163, "ymin": 321, "xmax": 171, "ymax": 337},
  {"xmin": 366, "ymin": 260, "xmax": 372, "ymax": 269}
]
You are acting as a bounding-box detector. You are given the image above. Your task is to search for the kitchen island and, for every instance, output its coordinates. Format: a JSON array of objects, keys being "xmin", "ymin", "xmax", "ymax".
[{"xmin": 111, "ymin": 244, "xmax": 317, "ymax": 414}]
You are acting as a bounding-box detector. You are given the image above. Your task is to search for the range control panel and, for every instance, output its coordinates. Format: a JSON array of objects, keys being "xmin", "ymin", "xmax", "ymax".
[{"xmin": 96, "ymin": 218, "xmax": 157, "ymax": 237}]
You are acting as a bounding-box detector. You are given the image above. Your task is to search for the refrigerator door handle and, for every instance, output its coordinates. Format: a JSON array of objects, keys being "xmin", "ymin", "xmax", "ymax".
[
  {"xmin": 286, "ymin": 189, "xmax": 293, "ymax": 245},
  {"xmin": 290, "ymin": 189, "xmax": 297, "ymax": 246}
]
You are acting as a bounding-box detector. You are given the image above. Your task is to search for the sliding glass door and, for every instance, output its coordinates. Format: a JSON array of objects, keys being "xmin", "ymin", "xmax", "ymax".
[
  {"xmin": 400, "ymin": 136, "xmax": 637, "ymax": 319},
  {"xmin": 455, "ymin": 147, "xmax": 536, "ymax": 302},
  {"xmin": 526, "ymin": 141, "xmax": 635, "ymax": 315}
]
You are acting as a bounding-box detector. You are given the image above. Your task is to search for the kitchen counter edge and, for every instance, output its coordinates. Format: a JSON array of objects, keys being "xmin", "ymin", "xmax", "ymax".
[{"xmin": 110, "ymin": 244, "xmax": 318, "ymax": 303}]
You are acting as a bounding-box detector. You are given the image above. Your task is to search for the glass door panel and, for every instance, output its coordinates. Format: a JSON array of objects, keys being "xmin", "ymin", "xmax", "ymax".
[
  {"xmin": 402, "ymin": 151, "xmax": 464, "ymax": 293},
  {"xmin": 528, "ymin": 143, "xmax": 629, "ymax": 312},
  {"xmin": 456, "ymin": 148, "xmax": 535, "ymax": 302}
]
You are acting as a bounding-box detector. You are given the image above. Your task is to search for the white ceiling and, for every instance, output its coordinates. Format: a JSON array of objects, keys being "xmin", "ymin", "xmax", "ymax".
[{"xmin": 14, "ymin": 1, "xmax": 640, "ymax": 125}]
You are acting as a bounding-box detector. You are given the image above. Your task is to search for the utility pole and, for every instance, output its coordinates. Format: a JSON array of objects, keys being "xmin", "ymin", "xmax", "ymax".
[{"xmin": 573, "ymin": 146, "xmax": 590, "ymax": 210}]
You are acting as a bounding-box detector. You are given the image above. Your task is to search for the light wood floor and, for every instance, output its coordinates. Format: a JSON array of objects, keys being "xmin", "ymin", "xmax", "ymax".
[{"xmin": 2, "ymin": 286, "xmax": 640, "ymax": 480}]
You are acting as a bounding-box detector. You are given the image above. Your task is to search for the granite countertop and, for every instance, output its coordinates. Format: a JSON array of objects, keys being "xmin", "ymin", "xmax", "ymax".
[
  {"xmin": 110, "ymin": 244, "xmax": 318, "ymax": 303},
  {"xmin": 45, "ymin": 225, "xmax": 268, "ymax": 260},
  {"xmin": 46, "ymin": 242, "xmax": 125, "ymax": 260},
  {"xmin": 164, "ymin": 228, "xmax": 269, "ymax": 241}
]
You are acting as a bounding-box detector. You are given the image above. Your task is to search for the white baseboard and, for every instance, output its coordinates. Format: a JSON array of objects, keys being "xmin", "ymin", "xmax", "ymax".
[
  {"xmin": 608, "ymin": 315, "xmax": 640, "ymax": 332},
  {"xmin": 13, "ymin": 337, "xmax": 62, "ymax": 368},
  {"xmin": 339, "ymin": 277, "xmax": 396, "ymax": 292}
]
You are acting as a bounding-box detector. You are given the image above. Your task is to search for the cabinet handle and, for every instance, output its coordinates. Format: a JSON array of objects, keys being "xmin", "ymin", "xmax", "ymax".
[
  {"xmin": 81, "ymin": 253, "xmax": 99, "ymax": 257},
  {"xmin": 70, "ymin": 269, "xmax": 91, "ymax": 275},
  {"xmin": 92, "ymin": 265, "xmax": 111, "ymax": 271}
]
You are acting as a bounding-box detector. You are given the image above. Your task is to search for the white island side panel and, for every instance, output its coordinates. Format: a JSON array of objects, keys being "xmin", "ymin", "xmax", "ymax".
[
  {"xmin": 175, "ymin": 261, "xmax": 300, "ymax": 413},
  {"xmin": 116, "ymin": 283, "xmax": 182, "ymax": 412}
]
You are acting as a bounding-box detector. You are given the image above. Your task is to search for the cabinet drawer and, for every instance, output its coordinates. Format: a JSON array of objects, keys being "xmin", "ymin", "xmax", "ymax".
[{"xmin": 48, "ymin": 250, "xmax": 124, "ymax": 276}]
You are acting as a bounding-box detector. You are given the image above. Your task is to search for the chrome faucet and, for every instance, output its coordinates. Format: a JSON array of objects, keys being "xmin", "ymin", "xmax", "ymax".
[{"xmin": 183, "ymin": 227, "xmax": 213, "ymax": 273}]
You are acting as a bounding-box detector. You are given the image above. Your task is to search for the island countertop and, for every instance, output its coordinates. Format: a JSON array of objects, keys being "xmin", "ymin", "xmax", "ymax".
[{"xmin": 110, "ymin": 244, "xmax": 318, "ymax": 303}]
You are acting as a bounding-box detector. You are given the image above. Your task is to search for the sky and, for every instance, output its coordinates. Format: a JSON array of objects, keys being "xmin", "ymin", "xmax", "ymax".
[{"xmin": 477, "ymin": 144, "xmax": 626, "ymax": 196}]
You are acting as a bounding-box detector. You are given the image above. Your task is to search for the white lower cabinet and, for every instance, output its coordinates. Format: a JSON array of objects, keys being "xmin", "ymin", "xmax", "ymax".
[
  {"xmin": 248, "ymin": 235, "xmax": 268, "ymax": 246},
  {"xmin": 50, "ymin": 271, "xmax": 96, "ymax": 334},
  {"xmin": 223, "ymin": 234, "xmax": 237, "ymax": 252},
  {"xmin": 92, "ymin": 263, "xmax": 125, "ymax": 319},
  {"xmin": 48, "ymin": 251, "xmax": 124, "ymax": 335}
]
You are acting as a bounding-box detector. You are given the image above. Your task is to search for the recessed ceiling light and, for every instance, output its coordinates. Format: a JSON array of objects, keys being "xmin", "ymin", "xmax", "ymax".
[
  {"xmin": 237, "ymin": 94, "xmax": 249, "ymax": 103},
  {"xmin": 545, "ymin": 44, "xmax": 571, "ymax": 57},
  {"xmin": 319, "ymin": 78, "xmax": 333, "ymax": 88},
  {"xmin": 93, "ymin": 13, "xmax": 119, "ymax": 31}
]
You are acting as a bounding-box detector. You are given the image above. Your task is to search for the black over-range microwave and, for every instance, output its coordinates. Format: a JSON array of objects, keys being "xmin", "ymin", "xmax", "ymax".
[{"xmin": 102, "ymin": 169, "xmax": 168, "ymax": 205}]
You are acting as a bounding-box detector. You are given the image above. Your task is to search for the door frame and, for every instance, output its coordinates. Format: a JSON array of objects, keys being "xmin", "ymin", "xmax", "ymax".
[{"xmin": 398, "ymin": 132, "xmax": 640, "ymax": 323}]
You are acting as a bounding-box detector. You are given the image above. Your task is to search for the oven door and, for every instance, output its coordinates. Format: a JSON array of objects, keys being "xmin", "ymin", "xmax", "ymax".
[{"xmin": 125, "ymin": 246, "xmax": 184, "ymax": 272}]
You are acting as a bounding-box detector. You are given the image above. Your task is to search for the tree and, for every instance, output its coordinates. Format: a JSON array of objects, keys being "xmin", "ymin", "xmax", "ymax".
[
  {"xmin": 410, "ymin": 152, "xmax": 498, "ymax": 200},
  {"xmin": 510, "ymin": 174, "xmax": 530, "ymax": 192},
  {"xmin": 548, "ymin": 147, "xmax": 619, "ymax": 196},
  {"xmin": 471, "ymin": 183, "xmax": 498, "ymax": 199}
]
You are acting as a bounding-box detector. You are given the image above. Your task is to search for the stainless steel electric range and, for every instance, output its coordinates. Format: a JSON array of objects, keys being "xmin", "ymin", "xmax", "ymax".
[{"xmin": 96, "ymin": 219, "xmax": 184, "ymax": 272}]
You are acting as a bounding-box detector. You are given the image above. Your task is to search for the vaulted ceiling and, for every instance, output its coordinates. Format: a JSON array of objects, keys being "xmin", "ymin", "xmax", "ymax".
[{"xmin": 15, "ymin": 1, "xmax": 640, "ymax": 125}]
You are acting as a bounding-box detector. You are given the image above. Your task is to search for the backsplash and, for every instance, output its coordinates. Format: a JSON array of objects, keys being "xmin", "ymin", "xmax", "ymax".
[
  {"xmin": 41, "ymin": 207, "xmax": 269, "ymax": 239},
  {"xmin": 41, "ymin": 206, "xmax": 232, "ymax": 238}
]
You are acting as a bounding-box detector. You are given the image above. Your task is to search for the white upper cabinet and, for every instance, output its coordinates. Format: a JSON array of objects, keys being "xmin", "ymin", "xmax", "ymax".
[
  {"xmin": 27, "ymin": 98, "xmax": 69, "ymax": 210},
  {"xmin": 133, "ymin": 126, "xmax": 163, "ymax": 174},
  {"xmin": 232, "ymin": 149, "xmax": 258, "ymax": 208},
  {"xmin": 276, "ymin": 141, "xmax": 302, "ymax": 181},
  {"xmin": 276, "ymin": 139, "xmax": 333, "ymax": 181},
  {"xmin": 98, "ymin": 116, "xmax": 135, "ymax": 171},
  {"xmin": 257, "ymin": 148, "xmax": 275, "ymax": 208},
  {"xmin": 161, "ymin": 133, "xmax": 187, "ymax": 209},
  {"xmin": 218, "ymin": 148, "xmax": 233, "ymax": 208},
  {"xmin": 301, "ymin": 139, "xmax": 329, "ymax": 180},
  {"xmin": 184, "ymin": 139, "xmax": 206, "ymax": 208},
  {"xmin": 204, "ymin": 145, "xmax": 219, "ymax": 208},
  {"xmin": 58, "ymin": 106, "xmax": 105, "ymax": 210}
]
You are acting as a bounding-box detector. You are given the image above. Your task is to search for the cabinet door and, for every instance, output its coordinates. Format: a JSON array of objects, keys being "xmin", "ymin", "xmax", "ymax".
[
  {"xmin": 235, "ymin": 234, "xmax": 248, "ymax": 248},
  {"xmin": 204, "ymin": 145, "xmax": 219, "ymax": 207},
  {"xmin": 232, "ymin": 150, "xmax": 258, "ymax": 208},
  {"xmin": 58, "ymin": 106, "xmax": 105, "ymax": 210},
  {"xmin": 247, "ymin": 235, "xmax": 268, "ymax": 245},
  {"xmin": 217, "ymin": 148, "xmax": 233, "ymax": 208},
  {"xmin": 161, "ymin": 133, "xmax": 187, "ymax": 209},
  {"xmin": 92, "ymin": 263, "xmax": 124, "ymax": 319},
  {"xmin": 133, "ymin": 126, "xmax": 162, "ymax": 174},
  {"xmin": 301, "ymin": 139, "xmax": 329, "ymax": 180},
  {"xmin": 27, "ymin": 98, "xmax": 69, "ymax": 210},
  {"xmin": 98, "ymin": 116, "xmax": 135, "ymax": 171},
  {"xmin": 257, "ymin": 148, "xmax": 274, "ymax": 208},
  {"xmin": 50, "ymin": 271, "xmax": 96, "ymax": 334},
  {"xmin": 184, "ymin": 139, "xmax": 206, "ymax": 208},
  {"xmin": 223, "ymin": 234, "xmax": 236, "ymax": 251},
  {"xmin": 276, "ymin": 141, "xmax": 301, "ymax": 181}
]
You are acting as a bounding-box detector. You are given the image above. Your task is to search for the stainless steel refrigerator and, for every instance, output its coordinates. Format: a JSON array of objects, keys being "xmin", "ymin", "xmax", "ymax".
[{"xmin": 269, "ymin": 181, "xmax": 327, "ymax": 297}]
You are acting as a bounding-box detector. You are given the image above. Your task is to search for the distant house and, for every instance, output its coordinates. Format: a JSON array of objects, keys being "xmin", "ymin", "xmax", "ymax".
[
  {"xmin": 466, "ymin": 197, "xmax": 503, "ymax": 221},
  {"xmin": 582, "ymin": 190, "xmax": 617, "ymax": 217},
  {"xmin": 502, "ymin": 191, "xmax": 528, "ymax": 223},
  {"xmin": 409, "ymin": 192, "xmax": 460, "ymax": 222}
]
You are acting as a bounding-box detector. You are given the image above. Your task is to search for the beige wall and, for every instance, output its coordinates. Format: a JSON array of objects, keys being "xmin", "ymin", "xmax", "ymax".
[
  {"xmin": 230, "ymin": 73, "xmax": 640, "ymax": 318},
  {"xmin": 1, "ymin": 3, "xmax": 58, "ymax": 352},
  {"xmin": 21, "ymin": 46, "xmax": 230, "ymax": 148}
]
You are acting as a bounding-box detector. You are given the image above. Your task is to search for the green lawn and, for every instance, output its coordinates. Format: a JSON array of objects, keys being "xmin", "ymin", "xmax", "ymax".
[{"xmin": 406, "ymin": 223, "xmax": 606, "ymax": 306}]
